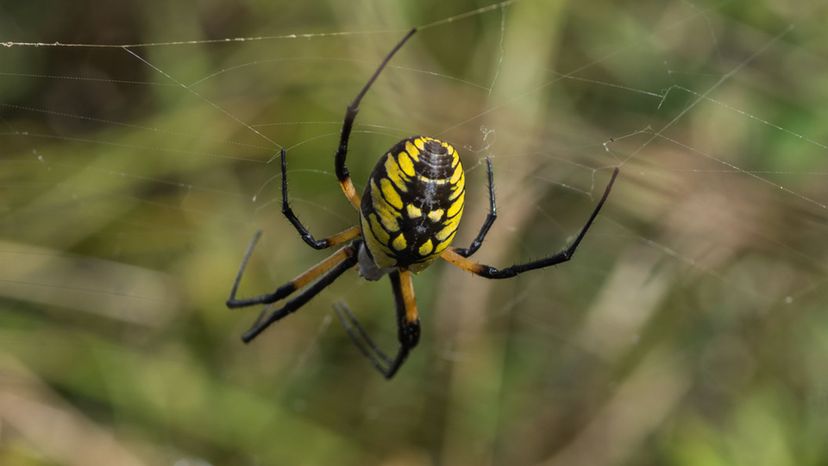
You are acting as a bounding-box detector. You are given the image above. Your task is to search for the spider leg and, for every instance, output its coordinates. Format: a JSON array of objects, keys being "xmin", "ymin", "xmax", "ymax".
[
  {"xmin": 335, "ymin": 269, "xmax": 420, "ymax": 379},
  {"xmin": 441, "ymin": 168, "xmax": 619, "ymax": 279},
  {"xmin": 453, "ymin": 157, "xmax": 497, "ymax": 258},
  {"xmin": 242, "ymin": 245, "xmax": 359, "ymax": 342},
  {"xmin": 335, "ymin": 28, "xmax": 418, "ymax": 210},
  {"xmin": 226, "ymin": 235, "xmax": 356, "ymax": 308},
  {"xmin": 279, "ymin": 148, "xmax": 362, "ymax": 249},
  {"xmin": 334, "ymin": 302, "xmax": 393, "ymax": 368}
]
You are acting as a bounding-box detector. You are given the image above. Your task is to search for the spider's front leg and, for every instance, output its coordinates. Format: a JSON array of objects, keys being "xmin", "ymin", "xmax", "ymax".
[{"xmin": 333, "ymin": 28, "xmax": 417, "ymax": 210}]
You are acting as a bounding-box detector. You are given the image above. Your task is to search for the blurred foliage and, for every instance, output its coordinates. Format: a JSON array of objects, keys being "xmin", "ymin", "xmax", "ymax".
[{"xmin": 2, "ymin": 0, "xmax": 828, "ymax": 465}]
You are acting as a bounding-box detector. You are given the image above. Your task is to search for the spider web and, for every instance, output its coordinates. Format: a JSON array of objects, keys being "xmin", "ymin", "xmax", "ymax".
[{"xmin": 1, "ymin": 0, "xmax": 828, "ymax": 465}]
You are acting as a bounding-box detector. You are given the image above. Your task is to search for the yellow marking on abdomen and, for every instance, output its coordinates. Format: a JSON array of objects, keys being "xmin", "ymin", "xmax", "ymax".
[
  {"xmin": 434, "ymin": 231, "xmax": 458, "ymax": 253},
  {"xmin": 406, "ymin": 204, "xmax": 422, "ymax": 218},
  {"xmin": 379, "ymin": 178, "xmax": 403, "ymax": 209},
  {"xmin": 370, "ymin": 179, "xmax": 401, "ymax": 232},
  {"xmin": 436, "ymin": 214, "xmax": 461, "ymax": 241},
  {"xmin": 449, "ymin": 173, "xmax": 465, "ymax": 200},
  {"xmin": 405, "ymin": 141, "xmax": 420, "ymax": 161},
  {"xmin": 447, "ymin": 194, "xmax": 464, "ymax": 218},
  {"xmin": 397, "ymin": 151, "xmax": 416, "ymax": 177},
  {"xmin": 361, "ymin": 215, "xmax": 396, "ymax": 268},
  {"xmin": 418, "ymin": 175, "xmax": 448, "ymax": 185},
  {"xmin": 384, "ymin": 155, "xmax": 409, "ymax": 192},
  {"xmin": 377, "ymin": 210, "xmax": 399, "ymax": 232},
  {"xmin": 418, "ymin": 239, "xmax": 434, "ymax": 256},
  {"xmin": 427, "ymin": 209, "xmax": 444, "ymax": 222},
  {"xmin": 392, "ymin": 233, "xmax": 407, "ymax": 251},
  {"xmin": 450, "ymin": 163, "xmax": 463, "ymax": 184},
  {"xmin": 368, "ymin": 214, "xmax": 390, "ymax": 244}
]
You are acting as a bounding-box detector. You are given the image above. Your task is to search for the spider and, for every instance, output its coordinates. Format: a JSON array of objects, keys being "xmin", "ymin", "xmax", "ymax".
[{"xmin": 227, "ymin": 27, "xmax": 619, "ymax": 379}]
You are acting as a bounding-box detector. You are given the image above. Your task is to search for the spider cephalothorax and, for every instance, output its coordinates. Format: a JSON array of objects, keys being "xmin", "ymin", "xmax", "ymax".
[{"xmin": 227, "ymin": 28, "xmax": 619, "ymax": 379}]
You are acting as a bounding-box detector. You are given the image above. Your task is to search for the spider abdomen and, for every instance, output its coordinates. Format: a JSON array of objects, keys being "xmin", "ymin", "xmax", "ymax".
[{"xmin": 360, "ymin": 136, "xmax": 465, "ymax": 272}]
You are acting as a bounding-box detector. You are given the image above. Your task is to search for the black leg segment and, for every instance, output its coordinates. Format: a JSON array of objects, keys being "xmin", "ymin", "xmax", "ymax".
[
  {"xmin": 242, "ymin": 248, "xmax": 359, "ymax": 342},
  {"xmin": 334, "ymin": 28, "xmax": 418, "ymax": 204},
  {"xmin": 335, "ymin": 270, "xmax": 420, "ymax": 379},
  {"xmin": 226, "ymin": 230, "xmax": 298, "ymax": 308},
  {"xmin": 279, "ymin": 148, "xmax": 361, "ymax": 249},
  {"xmin": 442, "ymin": 167, "xmax": 620, "ymax": 279},
  {"xmin": 454, "ymin": 157, "xmax": 497, "ymax": 258}
]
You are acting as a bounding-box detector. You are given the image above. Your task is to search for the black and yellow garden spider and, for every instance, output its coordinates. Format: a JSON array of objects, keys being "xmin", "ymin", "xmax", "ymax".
[{"xmin": 227, "ymin": 27, "xmax": 619, "ymax": 379}]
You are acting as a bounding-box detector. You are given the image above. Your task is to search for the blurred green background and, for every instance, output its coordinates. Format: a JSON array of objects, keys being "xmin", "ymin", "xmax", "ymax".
[{"xmin": 2, "ymin": 0, "xmax": 828, "ymax": 465}]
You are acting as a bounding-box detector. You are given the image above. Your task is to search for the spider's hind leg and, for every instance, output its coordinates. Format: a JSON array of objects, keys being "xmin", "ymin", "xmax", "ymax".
[
  {"xmin": 335, "ymin": 269, "xmax": 420, "ymax": 379},
  {"xmin": 335, "ymin": 302, "xmax": 393, "ymax": 368}
]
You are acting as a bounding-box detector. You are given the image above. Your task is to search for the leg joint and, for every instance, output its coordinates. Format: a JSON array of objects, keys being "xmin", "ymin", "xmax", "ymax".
[
  {"xmin": 481, "ymin": 266, "xmax": 516, "ymax": 279},
  {"xmin": 336, "ymin": 167, "xmax": 350, "ymax": 181},
  {"xmin": 399, "ymin": 320, "xmax": 420, "ymax": 348}
]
